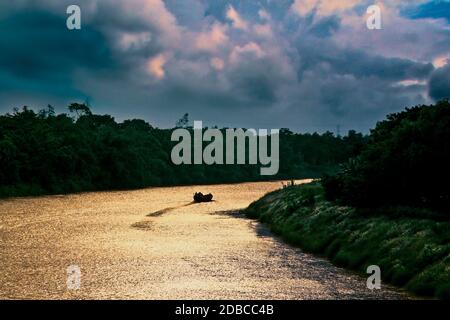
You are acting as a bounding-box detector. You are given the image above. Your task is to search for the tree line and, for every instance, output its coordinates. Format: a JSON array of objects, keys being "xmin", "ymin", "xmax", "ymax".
[
  {"xmin": 0, "ymin": 103, "xmax": 365, "ymax": 197},
  {"xmin": 323, "ymin": 99, "xmax": 450, "ymax": 214}
]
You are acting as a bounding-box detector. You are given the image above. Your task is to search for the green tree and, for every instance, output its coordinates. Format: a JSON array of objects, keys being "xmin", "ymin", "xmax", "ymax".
[{"xmin": 323, "ymin": 100, "xmax": 450, "ymax": 213}]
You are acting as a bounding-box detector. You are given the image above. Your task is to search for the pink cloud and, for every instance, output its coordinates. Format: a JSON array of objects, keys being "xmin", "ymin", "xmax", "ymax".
[
  {"xmin": 253, "ymin": 24, "xmax": 273, "ymax": 38},
  {"xmin": 147, "ymin": 53, "xmax": 167, "ymax": 79},
  {"xmin": 226, "ymin": 5, "xmax": 248, "ymax": 30},
  {"xmin": 291, "ymin": 0, "xmax": 360, "ymax": 16},
  {"xmin": 195, "ymin": 23, "xmax": 229, "ymax": 52}
]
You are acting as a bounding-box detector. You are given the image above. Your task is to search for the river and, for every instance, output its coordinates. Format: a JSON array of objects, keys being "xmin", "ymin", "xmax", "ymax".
[{"xmin": 0, "ymin": 180, "xmax": 409, "ymax": 299}]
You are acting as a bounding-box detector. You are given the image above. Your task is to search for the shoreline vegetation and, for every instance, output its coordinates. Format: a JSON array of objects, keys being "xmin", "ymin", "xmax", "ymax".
[
  {"xmin": 245, "ymin": 101, "xmax": 450, "ymax": 299},
  {"xmin": 243, "ymin": 182, "xmax": 450, "ymax": 299},
  {"xmin": 0, "ymin": 103, "xmax": 364, "ymax": 199}
]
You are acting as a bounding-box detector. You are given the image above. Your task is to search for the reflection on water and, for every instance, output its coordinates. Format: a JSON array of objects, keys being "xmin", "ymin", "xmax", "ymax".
[{"xmin": 0, "ymin": 180, "xmax": 410, "ymax": 299}]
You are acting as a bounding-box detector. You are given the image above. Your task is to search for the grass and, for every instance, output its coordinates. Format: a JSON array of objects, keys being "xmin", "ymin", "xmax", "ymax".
[{"xmin": 243, "ymin": 182, "xmax": 450, "ymax": 299}]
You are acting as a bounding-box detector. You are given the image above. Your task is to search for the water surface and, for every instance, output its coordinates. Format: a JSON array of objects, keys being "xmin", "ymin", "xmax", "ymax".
[{"xmin": 0, "ymin": 180, "xmax": 409, "ymax": 299}]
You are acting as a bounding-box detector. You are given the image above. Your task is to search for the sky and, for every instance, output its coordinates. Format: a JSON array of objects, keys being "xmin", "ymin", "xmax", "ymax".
[{"xmin": 0, "ymin": 0, "xmax": 449, "ymax": 133}]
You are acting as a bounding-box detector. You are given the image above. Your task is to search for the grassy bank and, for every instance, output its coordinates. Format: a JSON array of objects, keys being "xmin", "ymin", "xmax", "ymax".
[{"xmin": 243, "ymin": 182, "xmax": 450, "ymax": 299}]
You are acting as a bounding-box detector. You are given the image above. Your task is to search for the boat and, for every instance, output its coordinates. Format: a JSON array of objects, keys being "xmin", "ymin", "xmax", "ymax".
[{"xmin": 193, "ymin": 192, "xmax": 213, "ymax": 203}]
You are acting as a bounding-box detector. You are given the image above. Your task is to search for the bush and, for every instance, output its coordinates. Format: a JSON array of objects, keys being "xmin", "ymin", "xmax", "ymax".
[{"xmin": 322, "ymin": 100, "xmax": 450, "ymax": 215}]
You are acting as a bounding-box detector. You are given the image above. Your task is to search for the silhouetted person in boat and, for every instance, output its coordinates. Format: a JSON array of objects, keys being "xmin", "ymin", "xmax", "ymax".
[{"xmin": 193, "ymin": 192, "xmax": 213, "ymax": 203}]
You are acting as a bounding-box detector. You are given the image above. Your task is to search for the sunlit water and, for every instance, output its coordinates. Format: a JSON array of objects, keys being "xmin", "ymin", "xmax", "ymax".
[{"xmin": 0, "ymin": 180, "xmax": 410, "ymax": 299}]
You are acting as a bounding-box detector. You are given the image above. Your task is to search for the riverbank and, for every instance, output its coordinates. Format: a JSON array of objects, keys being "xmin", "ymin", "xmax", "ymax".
[{"xmin": 243, "ymin": 182, "xmax": 450, "ymax": 299}]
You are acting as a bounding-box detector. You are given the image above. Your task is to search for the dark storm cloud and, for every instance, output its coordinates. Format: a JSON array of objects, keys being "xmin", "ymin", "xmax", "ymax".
[
  {"xmin": 344, "ymin": 54, "xmax": 433, "ymax": 80},
  {"xmin": 0, "ymin": 1, "xmax": 449, "ymax": 132},
  {"xmin": 0, "ymin": 10, "xmax": 112, "ymax": 76},
  {"xmin": 0, "ymin": 6, "xmax": 116, "ymax": 108},
  {"xmin": 294, "ymin": 36, "xmax": 434, "ymax": 81},
  {"xmin": 429, "ymin": 64, "xmax": 450, "ymax": 100},
  {"xmin": 309, "ymin": 16, "xmax": 341, "ymax": 38}
]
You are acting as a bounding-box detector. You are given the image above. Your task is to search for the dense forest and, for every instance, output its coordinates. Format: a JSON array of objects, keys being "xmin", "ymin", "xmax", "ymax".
[
  {"xmin": 322, "ymin": 99, "xmax": 450, "ymax": 214},
  {"xmin": 0, "ymin": 103, "xmax": 365, "ymax": 197}
]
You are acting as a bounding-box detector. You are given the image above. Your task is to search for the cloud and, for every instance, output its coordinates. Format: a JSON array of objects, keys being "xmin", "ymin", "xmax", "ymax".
[
  {"xmin": 253, "ymin": 23, "xmax": 274, "ymax": 38},
  {"xmin": 118, "ymin": 32, "xmax": 152, "ymax": 51},
  {"xmin": 429, "ymin": 64, "xmax": 450, "ymax": 101},
  {"xmin": 258, "ymin": 9, "xmax": 271, "ymax": 21},
  {"xmin": 210, "ymin": 58, "xmax": 225, "ymax": 70},
  {"xmin": 230, "ymin": 42, "xmax": 265, "ymax": 64},
  {"xmin": 308, "ymin": 15, "xmax": 341, "ymax": 37},
  {"xmin": 195, "ymin": 22, "xmax": 229, "ymax": 52},
  {"xmin": 147, "ymin": 53, "xmax": 167, "ymax": 79},
  {"xmin": 226, "ymin": 5, "xmax": 248, "ymax": 30},
  {"xmin": 433, "ymin": 56, "xmax": 449, "ymax": 68},
  {"xmin": 290, "ymin": 0, "xmax": 318, "ymax": 16},
  {"xmin": 0, "ymin": 6, "xmax": 114, "ymax": 108},
  {"xmin": 0, "ymin": 0, "xmax": 449, "ymax": 133},
  {"xmin": 126, "ymin": 0, "xmax": 182, "ymax": 48},
  {"xmin": 290, "ymin": 0, "xmax": 360, "ymax": 17}
]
